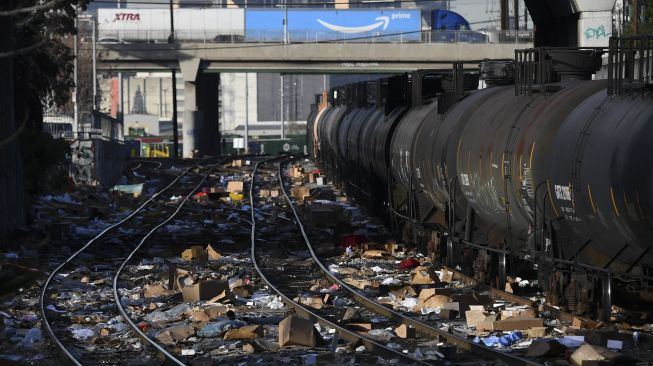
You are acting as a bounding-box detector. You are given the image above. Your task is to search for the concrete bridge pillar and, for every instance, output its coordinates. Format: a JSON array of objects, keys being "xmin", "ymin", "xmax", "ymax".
[{"xmin": 180, "ymin": 58, "xmax": 220, "ymax": 158}]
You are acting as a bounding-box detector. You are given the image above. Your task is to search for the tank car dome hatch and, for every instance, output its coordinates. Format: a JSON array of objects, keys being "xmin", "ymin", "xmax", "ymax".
[
  {"xmin": 480, "ymin": 59, "xmax": 515, "ymax": 86},
  {"xmin": 543, "ymin": 49, "xmax": 604, "ymax": 81}
]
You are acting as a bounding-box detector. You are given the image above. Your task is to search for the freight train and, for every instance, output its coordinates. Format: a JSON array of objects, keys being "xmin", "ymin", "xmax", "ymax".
[
  {"xmin": 308, "ymin": 36, "xmax": 653, "ymax": 317},
  {"xmin": 97, "ymin": 8, "xmax": 487, "ymax": 43}
]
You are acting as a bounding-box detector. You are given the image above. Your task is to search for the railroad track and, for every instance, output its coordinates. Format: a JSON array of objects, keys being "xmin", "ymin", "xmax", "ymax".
[
  {"xmin": 249, "ymin": 159, "xmax": 437, "ymax": 365},
  {"xmin": 40, "ymin": 157, "xmax": 228, "ymax": 365},
  {"xmin": 251, "ymin": 158, "xmax": 543, "ymax": 366}
]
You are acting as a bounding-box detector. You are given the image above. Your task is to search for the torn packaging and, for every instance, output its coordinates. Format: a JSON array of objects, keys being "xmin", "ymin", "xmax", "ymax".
[
  {"xmin": 156, "ymin": 325, "xmax": 195, "ymax": 345},
  {"xmin": 570, "ymin": 344, "xmax": 622, "ymax": 366},
  {"xmin": 278, "ymin": 315, "xmax": 321, "ymax": 347},
  {"xmin": 410, "ymin": 266, "xmax": 439, "ymax": 285},
  {"xmin": 223, "ymin": 325, "xmax": 263, "ymax": 340},
  {"xmin": 206, "ymin": 244, "xmax": 222, "ymax": 260},
  {"xmin": 291, "ymin": 186, "xmax": 311, "ymax": 201},
  {"xmin": 181, "ymin": 246, "xmax": 208, "ymax": 261}
]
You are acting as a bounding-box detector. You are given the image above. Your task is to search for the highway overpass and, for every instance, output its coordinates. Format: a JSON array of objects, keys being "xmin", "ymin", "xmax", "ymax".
[
  {"xmin": 96, "ymin": 42, "xmax": 530, "ymax": 73},
  {"xmin": 96, "ymin": 41, "xmax": 531, "ymax": 157}
]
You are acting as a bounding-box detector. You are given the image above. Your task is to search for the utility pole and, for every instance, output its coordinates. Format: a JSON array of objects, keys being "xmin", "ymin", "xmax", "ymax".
[
  {"xmin": 500, "ymin": 0, "xmax": 509, "ymax": 30},
  {"xmin": 633, "ymin": 0, "xmax": 639, "ymax": 34},
  {"xmin": 91, "ymin": 17, "xmax": 97, "ymax": 112},
  {"xmin": 244, "ymin": 73, "xmax": 249, "ymax": 153},
  {"xmin": 280, "ymin": 74, "xmax": 285, "ymax": 140},
  {"xmin": 513, "ymin": 0, "xmax": 519, "ymax": 31},
  {"xmin": 169, "ymin": 0, "xmax": 179, "ymax": 157},
  {"xmin": 73, "ymin": 10, "xmax": 79, "ymax": 137}
]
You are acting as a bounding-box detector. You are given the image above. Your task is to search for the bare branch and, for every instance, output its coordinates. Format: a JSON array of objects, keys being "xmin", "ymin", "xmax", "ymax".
[
  {"xmin": 0, "ymin": 0, "xmax": 67, "ymax": 17},
  {"xmin": 0, "ymin": 38, "xmax": 46, "ymax": 58}
]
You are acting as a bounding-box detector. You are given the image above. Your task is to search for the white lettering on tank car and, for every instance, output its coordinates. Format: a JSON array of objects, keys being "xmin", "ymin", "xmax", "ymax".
[
  {"xmin": 554, "ymin": 184, "xmax": 572, "ymax": 201},
  {"xmin": 460, "ymin": 173, "xmax": 470, "ymax": 186}
]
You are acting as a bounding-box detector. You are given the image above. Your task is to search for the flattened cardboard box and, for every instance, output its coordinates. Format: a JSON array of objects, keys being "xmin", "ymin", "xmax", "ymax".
[{"xmin": 493, "ymin": 317, "xmax": 543, "ymax": 331}]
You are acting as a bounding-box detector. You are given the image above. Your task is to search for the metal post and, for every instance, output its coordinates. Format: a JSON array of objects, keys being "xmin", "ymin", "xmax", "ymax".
[
  {"xmin": 73, "ymin": 10, "xmax": 79, "ymax": 137},
  {"xmin": 284, "ymin": 0, "xmax": 288, "ymax": 44},
  {"xmin": 498, "ymin": 252, "xmax": 507, "ymax": 290},
  {"xmin": 244, "ymin": 72, "xmax": 249, "ymax": 153},
  {"xmin": 168, "ymin": 0, "xmax": 175, "ymax": 43},
  {"xmin": 280, "ymin": 74, "xmax": 285, "ymax": 140},
  {"xmin": 602, "ymin": 272, "xmax": 612, "ymax": 321},
  {"xmin": 169, "ymin": 0, "xmax": 177, "ymax": 157},
  {"xmin": 171, "ymin": 70, "xmax": 179, "ymax": 158},
  {"xmin": 92, "ymin": 17, "xmax": 97, "ymax": 112},
  {"xmin": 500, "ymin": 0, "xmax": 509, "ymax": 31}
]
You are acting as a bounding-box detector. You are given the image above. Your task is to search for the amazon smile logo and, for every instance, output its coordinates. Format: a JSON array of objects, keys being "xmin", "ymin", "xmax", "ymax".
[{"xmin": 316, "ymin": 16, "xmax": 391, "ymax": 33}]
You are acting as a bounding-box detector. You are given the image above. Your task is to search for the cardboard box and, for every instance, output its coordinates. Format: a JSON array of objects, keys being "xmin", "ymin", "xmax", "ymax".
[
  {"xmin": 501, "ymin": 308, "xmax": 537, "ymax": 319},
  {"xmin": 182, "ymin": 279, "xmax": 230, "ymax": 303},
  {"xmin": 395, "ymin": 324, "xmax": 415, "ymax": 339},
  {"xmin": 421, "ymin": 295, "xmax": 450, "ymax": 310},
  {"xmin": 441, "ymin": 269, "xmax": 454, "ymax": 283},
  {"xmin": 143, "ymin": 284, "xmax": 169, "ymax": 298},
  {"xmin": 297, "ymin": 295, "xmax": 324, "ymax": 310},
  {"xmin": 223, "ymin": 325, "xmax": 263, "ymax": 340},
  {"xmin": 570, "ymin": 344, "xmax": 619, "ymax": 366},
  {"xmin": 306, "ymin": 204, "xmax": 337, "ymax": 227},
  {"xmin": 346, "ymin": 323, "xmax": 372, "ymax": 332},
  {"xmin": 411, "ymin": 266, "xmax": 439, "ymax": 285},
  {"xmin": 439, "ymin": 309, "xmax": 458, "ymax": 320},
  {"xmin": 572, "ymin": 316, "xmax": 599, "ymax": 330},
  {"xmin": 527, "ymin": 326, "xmax": 547, "ymax": 338},
  {"xmin": 362, "ymin": 249, "xmax": 392, "ymax": 259},
  {"xmin": 493, "ymin": 317, "xmax": 544, "ymax": 331},
  {"xmin": 465, "ymin": 310, "xmax": 487, "ymax": 328},
  {"xmin": 206, "ymin": 244, "xmax": 222, "ymax": 260},
  {"xmin": 227, "ymin": 181, "xmax": 244, "ymax": 194},
  {"xmin": 278, "ymin": 315, "xmax": 320, "ymax": 347},
  {"xmin": 259, "ymin": 189, "xmax": 271, "ymax": 197},
  {"xmin": 291, "ymin": 186, "xmax": 310, "ymax": 201},
  {"xmin": 270, "ymin": 189, "xmax": 280, "ymax": 198},
  {"xmin": 181, "ymin": 246, "xmax": 208, "ymax": 261},
  {"xmin": 232, "ymin": 160, "xmax": 243, "ymax": 168}
]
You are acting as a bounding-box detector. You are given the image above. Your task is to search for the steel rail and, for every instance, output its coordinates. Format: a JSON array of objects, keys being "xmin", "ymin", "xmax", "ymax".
[
  {"xmin": 112, "ymin": 159, "xmax": 228, "ymax": 366},
  {"xmin": 40, "ymin": 159, "xmax": 210, "ymax": 365},
  {"xmin": 280, "ymin": 159, "xmax": 543, "ymax": 366},
  {"xmin": 249, "ymin": 158, "xmax": 432, "ymax": 366}
]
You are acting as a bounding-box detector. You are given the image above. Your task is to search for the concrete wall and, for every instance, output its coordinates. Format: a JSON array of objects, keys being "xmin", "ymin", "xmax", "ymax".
[{"xmin": 70, "ymin": 139, "xmax": 128, "ymax": 188}]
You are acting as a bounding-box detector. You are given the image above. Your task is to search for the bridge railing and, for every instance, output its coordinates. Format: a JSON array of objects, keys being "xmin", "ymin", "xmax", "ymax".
[{"xmin": 98, "ymin": 29, "xmax": 533, "ymax": 45}]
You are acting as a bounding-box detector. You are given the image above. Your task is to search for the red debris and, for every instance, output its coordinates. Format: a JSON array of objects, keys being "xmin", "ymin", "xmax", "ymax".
[
  {"xmin": 137, "ymin": 321, "xmax": 149, "ymax": 331},
  {"xmin": 398, "ymin": 257, "xmax": 420, "ymax": 270}
]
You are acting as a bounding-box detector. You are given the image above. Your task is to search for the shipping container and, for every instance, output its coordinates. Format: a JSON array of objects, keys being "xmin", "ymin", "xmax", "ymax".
[{"xmin": 245, "ymin": 9, "xmax": 422, "ymax": 43}]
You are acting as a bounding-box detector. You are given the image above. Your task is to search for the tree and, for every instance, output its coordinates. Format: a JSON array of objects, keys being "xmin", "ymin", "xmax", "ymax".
[{"xmin": 0, "ymin": 0, "xmax": 88, "ymax": 239}]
